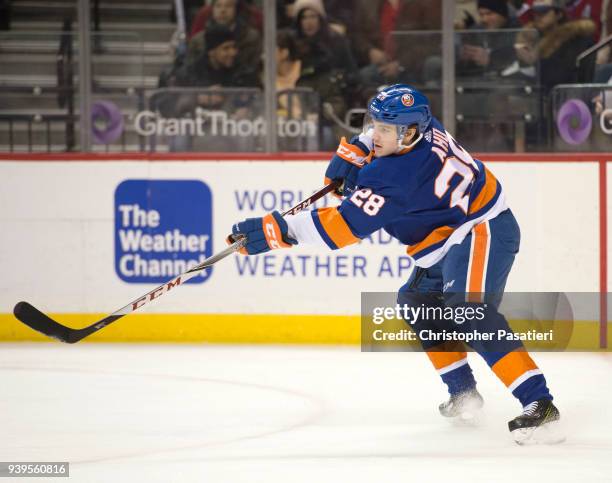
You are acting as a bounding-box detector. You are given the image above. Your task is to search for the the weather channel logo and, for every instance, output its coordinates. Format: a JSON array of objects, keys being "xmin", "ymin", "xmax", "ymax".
[{"xmin": 115, "ymin": 179, "xmax": 212, "ymax": 284}]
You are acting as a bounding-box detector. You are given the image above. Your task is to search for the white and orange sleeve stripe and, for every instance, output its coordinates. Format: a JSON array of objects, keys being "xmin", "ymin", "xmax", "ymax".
[{"xmin": 285, "ymin": 207, "xmax": 360, "ymax": 250}]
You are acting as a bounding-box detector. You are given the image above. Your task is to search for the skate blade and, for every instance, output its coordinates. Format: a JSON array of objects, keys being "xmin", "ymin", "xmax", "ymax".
[{"xmin": 511, "ymin": 420, "xmax": 566, "ymax": 445}]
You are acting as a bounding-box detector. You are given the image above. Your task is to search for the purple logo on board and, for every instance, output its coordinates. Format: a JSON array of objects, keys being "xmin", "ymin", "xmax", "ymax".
[
  {"xmin": 92, "ymin": 100, "xmax": 124, "ymax": 144},
  {"xmin": 556, "ymin": 99, "xmax": 592, "ymax": 145}
]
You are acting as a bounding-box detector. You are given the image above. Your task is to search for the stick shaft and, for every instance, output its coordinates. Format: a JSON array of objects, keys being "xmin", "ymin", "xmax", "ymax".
[
  {"xmin": 14, "ymin": 180, "xmax": 340, "ymax": 343},
  {"xmin": 89, "ymin": 239, "xmax": 245, "ymax": 329}
]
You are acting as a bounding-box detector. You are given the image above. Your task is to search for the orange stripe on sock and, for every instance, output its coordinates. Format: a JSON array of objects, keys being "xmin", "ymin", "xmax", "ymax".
[
  {"xmin": 491, "ymin": 350, "xmax": 538, "ymax": 387},
  {"xmin": 427, "ymin": 350, "xmax": 468, "ymax": 371},
  {"xmin": 317, "ymin": 207, "xmax": 360, "ymax": 248},
  {"xmin": 467, "ymin": 222, "xmax": 489, "ymax": 302}
]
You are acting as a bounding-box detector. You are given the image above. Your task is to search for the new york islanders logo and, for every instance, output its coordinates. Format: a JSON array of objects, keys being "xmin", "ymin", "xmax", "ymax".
[{"xmin": 401, "ymin": 93, "xmax": 414, "ymax": 107}]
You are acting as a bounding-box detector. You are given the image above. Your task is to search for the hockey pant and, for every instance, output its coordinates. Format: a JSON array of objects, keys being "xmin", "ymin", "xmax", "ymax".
[{"xmin": 397, "ymin": 209, "xmax": 552, "ymax": 406}]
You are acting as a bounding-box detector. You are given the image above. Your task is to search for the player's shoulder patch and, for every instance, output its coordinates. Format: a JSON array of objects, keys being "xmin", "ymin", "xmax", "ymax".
[{"xmin": 424, "ymin": 129, "xmax": 433, "ymax": 143}]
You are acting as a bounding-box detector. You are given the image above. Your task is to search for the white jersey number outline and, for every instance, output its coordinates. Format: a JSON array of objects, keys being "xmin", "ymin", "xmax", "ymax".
[
  {"xmin": 433, "ymin": 131, "xmax": 478, "ymax": 214},
  {"xmin": 350, "ymin": 188, "xmax": 386, "ymax": 216}
]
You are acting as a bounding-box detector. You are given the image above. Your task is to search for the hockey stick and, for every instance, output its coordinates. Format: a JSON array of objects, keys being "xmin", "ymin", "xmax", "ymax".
[{"xmin": 13, "ymin": 180, "xmax": 340, "ymax": 344}]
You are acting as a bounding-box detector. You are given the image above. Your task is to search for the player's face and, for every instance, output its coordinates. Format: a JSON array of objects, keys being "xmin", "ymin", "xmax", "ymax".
[{"xmin": 372, "ymin": 121, "xmax": 399, "ymax": 157}]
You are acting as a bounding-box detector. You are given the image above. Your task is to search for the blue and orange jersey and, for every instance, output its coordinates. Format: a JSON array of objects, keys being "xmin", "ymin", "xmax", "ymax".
[{"xmin": 286, "ymin": 117, "xmax": 508, "ymax": 267}]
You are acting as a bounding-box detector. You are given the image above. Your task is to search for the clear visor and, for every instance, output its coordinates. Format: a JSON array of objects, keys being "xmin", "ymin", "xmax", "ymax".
[{"xmin": 362, "ymin": 113, "xmax": 409, "ymax": 141}]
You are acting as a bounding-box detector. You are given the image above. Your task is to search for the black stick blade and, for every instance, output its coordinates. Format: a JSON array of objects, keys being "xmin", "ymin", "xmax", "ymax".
[{"xmin": 13, "ymin": 301, "xmax": 75, "ymax": 343}]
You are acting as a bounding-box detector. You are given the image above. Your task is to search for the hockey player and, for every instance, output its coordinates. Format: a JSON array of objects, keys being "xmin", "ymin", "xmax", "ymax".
[{"xmin": 229, "ymin": 84, "xmax": 562, "ymax": 444}]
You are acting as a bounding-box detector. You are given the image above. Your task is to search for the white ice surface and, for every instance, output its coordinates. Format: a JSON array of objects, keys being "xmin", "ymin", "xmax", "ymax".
[{"xmin": 1, "ymin": 344, "xmax": 611, "ymax": 483}]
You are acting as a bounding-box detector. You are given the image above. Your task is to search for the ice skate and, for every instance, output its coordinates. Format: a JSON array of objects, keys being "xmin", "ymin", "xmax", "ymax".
[
  {"xmin": 439, "ymin": 387, "xmax": 484, "ymax": 425},
  {"xmin": 508, "ymin": 399, "xmax": 565, "ymax": 445}
]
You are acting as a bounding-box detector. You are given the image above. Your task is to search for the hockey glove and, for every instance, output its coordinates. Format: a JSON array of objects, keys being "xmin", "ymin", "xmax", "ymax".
[
  {"xmin": 229, "ymin": 211, "xmax": 297, "ymax": 255},
  {"xmin": 324, "ymin": 134, "xmax": 373, "ymax": 197}
]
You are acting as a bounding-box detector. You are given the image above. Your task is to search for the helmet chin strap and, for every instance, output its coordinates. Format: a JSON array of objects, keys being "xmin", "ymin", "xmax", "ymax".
[{"xmin": 396, "ymin": 132, "xmax": 423, "ymax": 152}]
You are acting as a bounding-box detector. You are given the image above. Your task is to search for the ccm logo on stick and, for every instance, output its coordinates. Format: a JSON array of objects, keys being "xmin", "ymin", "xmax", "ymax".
[
  {"xmin": 285, "ymin": 199, "xmax": 311, "ymax": 216},
  {"xmin": 131, "ymin": 277, "xmax": 182, "ymax": 310}
]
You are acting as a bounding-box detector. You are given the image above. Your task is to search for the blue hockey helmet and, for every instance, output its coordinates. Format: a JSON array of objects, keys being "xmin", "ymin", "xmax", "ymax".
[{"xmin": 367, "ymin": 84, "xmax": 432, "ymax": 135}]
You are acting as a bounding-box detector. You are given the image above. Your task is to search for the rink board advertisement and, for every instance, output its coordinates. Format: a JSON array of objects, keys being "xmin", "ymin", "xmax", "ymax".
[
  {"xmin": 114, "ymin": 179, "xmax": 213, "ymax": 284},
  {"xmin": 0, "ymin": 155, "xmax": 610, "ymax": 345}
]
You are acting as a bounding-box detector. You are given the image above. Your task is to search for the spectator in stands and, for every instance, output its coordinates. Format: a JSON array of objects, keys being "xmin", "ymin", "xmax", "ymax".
[
  {"xmin": 189, "ymin": 0, "xmax": 262, "ymax": 39},
  {"xmin": 186, "ymin": 0, "xmax": 261, "ymax": 76},
  {"xmin": 275, "ymin": 29, "xmax": 345, "ymax": 120},
  {"xmin": 292, "ymin": 0, "xmax": 360, "ymax": 112},
  {"xmin": 276, "ymin": 29, "xmax": 305, "ymax": 119},
  {"xmin": 515, "ymin": 0, "xmax": 596, "ymax": 90},
  {"xmin": 274, "ymin": 29, "xmax": 320, "ymax": 149},
  {"xmin": 351, "ymin": 0, "xmax": 442, "ymax": 91},
  {"xmin": 175, "ymin": 24, "xmax": 257, "ymax": 88},
  {"xmin": 323, "ymin": 0, "xmax": 354, "ymax": 36},
  {"xmin": 159, "ymin": 24, "xmax": 257, "ymax": 151},
  {"xmin": 455, "ymin": 0, "xmax": 526, "ymax": 152},
  {"xmin": 457, "ymin": 0, "xmax": 523, "ymax": 78},
  {"xmin": 281, "ymin": 0, "xmax": 351, "ymax": 32},
  {"xmin": 519, "ymin": 0, "xmax": 603, "ymax": 42},
  {"xmin": 279, "ymin": 12, "xmax": 353, "ymax": 147}
]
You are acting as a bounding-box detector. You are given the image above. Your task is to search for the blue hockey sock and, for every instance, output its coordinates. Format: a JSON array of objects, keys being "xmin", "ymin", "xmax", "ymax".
[
  {"xmin": 440, "ymin": 361, "xmax": 477, "ymax": 395},
  {"xmin": 511, "ymin": 373, "xmax": 553, "ymax": 406}
]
